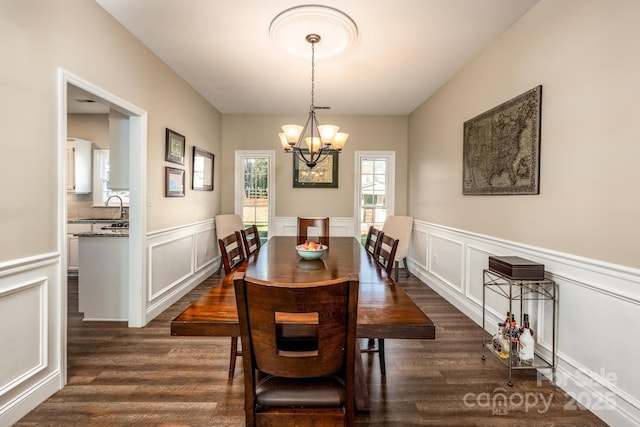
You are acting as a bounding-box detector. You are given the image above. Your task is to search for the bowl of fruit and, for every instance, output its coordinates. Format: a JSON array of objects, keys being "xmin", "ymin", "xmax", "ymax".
[{"xmin": 295, "ymin": 241, "xmax": 327, "ymax": 260}]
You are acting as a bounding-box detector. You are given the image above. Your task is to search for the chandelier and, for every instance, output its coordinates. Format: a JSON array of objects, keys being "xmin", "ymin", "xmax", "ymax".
[{"xmin": 277, "ymin": 34, "xmax": 349, "ymax": 169}]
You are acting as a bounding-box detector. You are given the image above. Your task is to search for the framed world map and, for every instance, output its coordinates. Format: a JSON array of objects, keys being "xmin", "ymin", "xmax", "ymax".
[{"xmin": 463, "ymin": 85, "xmax": 542, "ymax": 195}]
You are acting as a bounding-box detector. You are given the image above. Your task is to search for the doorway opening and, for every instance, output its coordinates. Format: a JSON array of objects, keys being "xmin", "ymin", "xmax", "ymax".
[
  {"xmin": 59, "ymin": 69, "xmax": 147, "ymax": 382},
  {"xmin": 355, "ymin": 151, "xmax": 396, "ymax": 244},
  {"xmin": 234, "ymin": 151, "xmax": 275, "ymax": 242}
]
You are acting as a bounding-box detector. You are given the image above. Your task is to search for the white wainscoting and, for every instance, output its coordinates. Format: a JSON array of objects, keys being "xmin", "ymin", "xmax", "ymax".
[
  {"xmin": 0, "ymin": 253, "xmax": 61, "ymax": 427},
  {"xmin": 273, "ymin": 217, "xmax": 356, "ymax": 238},
  {"xmin": 409, "ymin": 220, "xmax": 640, "ymax": 427},
  {"xmin": 145, "ymin": 220, "xmax": 217, "ymax": 321}
]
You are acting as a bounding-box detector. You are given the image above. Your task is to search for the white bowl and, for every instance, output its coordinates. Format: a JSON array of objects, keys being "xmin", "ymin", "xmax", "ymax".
[{"xmin": 295, "ymin": 244, "xmax": 327, "ymax": 260}]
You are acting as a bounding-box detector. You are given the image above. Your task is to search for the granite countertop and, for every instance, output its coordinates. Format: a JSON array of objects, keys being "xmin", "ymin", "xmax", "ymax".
[
  {"xmin": 74, "ymin": 229, "xmax": 129, "ymax": 237},
  {"xmin": 68, "ymin": 218, "xmax": 127, "ymax": 224},
  {"xmin": 69, "ymin": 218, "xmax": 129, "ymax": 237}
]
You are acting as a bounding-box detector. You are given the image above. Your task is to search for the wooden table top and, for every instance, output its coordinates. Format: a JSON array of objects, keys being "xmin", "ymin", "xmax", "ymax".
[{"xmin": 171, "ymin": 236, "xmax": 435, "ymax": 340}]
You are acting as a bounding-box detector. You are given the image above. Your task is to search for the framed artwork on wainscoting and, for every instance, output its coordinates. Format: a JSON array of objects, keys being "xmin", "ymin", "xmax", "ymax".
[
  {"xmin": 192, "ymin": 146, "xmax": 214, "ymax": 191},
  {"xmin": 165, "ymin": 167, "xmax": 185, "ymax": 197}
]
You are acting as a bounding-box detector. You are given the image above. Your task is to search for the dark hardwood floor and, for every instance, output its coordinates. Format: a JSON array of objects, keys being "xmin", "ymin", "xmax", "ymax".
[{"xmin": 15, "ymin": 271, "xmax": 607, "ymax": 426}]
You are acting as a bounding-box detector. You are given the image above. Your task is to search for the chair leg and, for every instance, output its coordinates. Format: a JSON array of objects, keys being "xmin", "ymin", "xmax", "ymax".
[
  {"xmin": 229, "ymin": 336, "xmax": 238, "ymax": 380},
  {"xmin": 394, "ymin": 260, "xmax": 399, "ymax": 282},
  {"xmin": 378, "ymin": 338, "xmax": 386, "ymax": 377}
]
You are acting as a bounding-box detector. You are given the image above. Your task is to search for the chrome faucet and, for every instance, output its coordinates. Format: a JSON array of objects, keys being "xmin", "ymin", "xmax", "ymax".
[{"xmin": 105, "ymin": 195, "xmax": 126, "ymax": 220}]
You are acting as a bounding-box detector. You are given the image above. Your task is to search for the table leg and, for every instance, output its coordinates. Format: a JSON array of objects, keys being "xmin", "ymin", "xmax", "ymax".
[{"xmin": 354, "ymin": 340, "xmax": 370, "ymax": 411}]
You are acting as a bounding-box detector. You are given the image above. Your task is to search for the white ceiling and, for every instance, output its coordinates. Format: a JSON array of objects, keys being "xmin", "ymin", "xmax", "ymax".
[{"xmin": 93, "ymin": 0, "xmax": 539, "ymax": 115}]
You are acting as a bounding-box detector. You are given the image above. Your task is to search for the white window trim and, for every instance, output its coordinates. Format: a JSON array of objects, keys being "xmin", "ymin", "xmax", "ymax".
[
  {"xmin": 354, "ymin": 151, "xmax": 396, "ymax": 239},
  {"xmin": 234, "ymin": 150, "xmax": 275, "ymax": 239},
  {"xmin": 92, "ymin": 149, "xmax": 130, "ymax": 207}
]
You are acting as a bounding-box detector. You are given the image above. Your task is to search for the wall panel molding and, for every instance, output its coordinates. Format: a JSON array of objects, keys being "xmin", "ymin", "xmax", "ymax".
[
  {"xmin": 409, "ymin": 219, "xmax": 640, "ymax": 426},
  {"xmin": 0, "ymin": 279, "xmax": 48, "ymax": 397},
  {"xmin": 0, "ymin": 254, "xmax": 61, "ymax": 426},
  {"xmin": 145, "ymin": 220, "xmax": 217, "ymax": 322}
]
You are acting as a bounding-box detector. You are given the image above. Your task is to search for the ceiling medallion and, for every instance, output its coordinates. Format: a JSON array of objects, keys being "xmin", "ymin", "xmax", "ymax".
[{"xmin": 269, "ymin": 5, "xmax": 358, "ymax": 59}]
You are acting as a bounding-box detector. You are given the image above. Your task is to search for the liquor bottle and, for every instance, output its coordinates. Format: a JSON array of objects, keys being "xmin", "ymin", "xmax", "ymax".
[
  {"xmin": 504, "ymin": 311, "xmax": 511, "ymax": 325},
  {"xmin": 492, "ymin": 323, "xmax": 509, "ymax": 358},
  {"xmin": 510, "ymin": 313, "xmax": 519, "ymax": 351},
  {"xmin": 518, "ymin": 313, "xmax": 535, "ymax": 364}
]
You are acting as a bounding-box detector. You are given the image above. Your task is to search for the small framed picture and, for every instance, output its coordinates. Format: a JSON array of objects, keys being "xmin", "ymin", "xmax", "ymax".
[
  {"xmin": 165, "ymin": 167, "xmax": 185, "ymax": 197},
  {"xmin": 165, "ymin": 128, "xmax": 186, "ymax": 165},
  {"xmin": 192, "ymin": 147, "xmax": 214, "ymax": 191}
]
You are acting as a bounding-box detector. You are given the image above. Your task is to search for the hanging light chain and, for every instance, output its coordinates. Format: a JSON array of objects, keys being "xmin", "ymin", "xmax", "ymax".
[{"xmin": 307, "ymin": 34, "xmax": 319, "ymax": 111}]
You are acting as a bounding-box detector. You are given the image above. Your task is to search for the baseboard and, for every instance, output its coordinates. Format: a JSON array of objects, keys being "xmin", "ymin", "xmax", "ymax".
[{"xmin": 0, "ymin": 371, "xmax": 60, "ymax": 427}]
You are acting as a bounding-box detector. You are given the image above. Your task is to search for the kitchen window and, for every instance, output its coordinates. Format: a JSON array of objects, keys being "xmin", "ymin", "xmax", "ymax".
[{"xmin": 93, "ymin": 149, "xmax": 129, "ymax": 207}]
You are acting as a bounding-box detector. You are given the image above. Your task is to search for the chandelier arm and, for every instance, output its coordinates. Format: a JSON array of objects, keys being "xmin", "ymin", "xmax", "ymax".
[
  {"xmin": 295, "ymin": 110, "xmax": 314, "ymax": 166},
  {"xmin": 295, "ymin": 150, "xmax": 314, "ymax": 168}
]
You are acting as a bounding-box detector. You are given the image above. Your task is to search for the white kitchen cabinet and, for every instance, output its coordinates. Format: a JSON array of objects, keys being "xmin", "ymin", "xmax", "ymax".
[
  {"xmin": 67, "ymin": 223, "xmax": 92, "ymax": 273},
  {"xmin": 67, "ymin": 138, "xmax": 93, "ymax": 194}
]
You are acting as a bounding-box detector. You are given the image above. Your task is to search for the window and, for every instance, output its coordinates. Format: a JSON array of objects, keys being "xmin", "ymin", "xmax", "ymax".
[
  {"xmin": 235, "ymin": 151, "xmax": 275, "ymax": 243},
  {"xmin": 355, "ymin": 151, "xmax": 395, "ymax": 244},
  {"xmin": 93, "ymin": 149, "xmax": 129, "ymax": 207}
]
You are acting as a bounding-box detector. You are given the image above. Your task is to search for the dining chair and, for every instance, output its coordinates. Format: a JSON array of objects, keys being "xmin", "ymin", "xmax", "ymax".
[
  {"xmin": 297, "ymin": 216, "xmax": 330, "ymax": 245},
  {"xmin": 364, "ymin": 233, "xmax": 398, "ymax": 377},
  {"xmin": 364, "ymin": 226, "xmax": 383, "ymax": 257},
  {"xmin": 233, "ymin": 272, "xmax": 359, "ymax": 427},
  {"xmin": 375, "ymin": 233, "xmax": 399, "ymax": 276},
  {"xmin": 382, "ymin": 216, "xmax": 414, "ymax": 281},
  {"xmin": 218, "ymin": 229, "xmax": 246, "ymax": 380},
  {"xmin": 215, "ymin": 214, "xmax": 245, "ymax": 244},
  {"xmin": 219, "ymin": 231, "xmax": 246, "ymax": 276},
  {"xmin": 240, "ymin": 224, "xmax": 261, "ymax": 256}
]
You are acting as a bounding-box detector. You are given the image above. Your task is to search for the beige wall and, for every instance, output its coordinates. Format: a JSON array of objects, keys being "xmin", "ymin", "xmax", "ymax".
[
  {"xmin": 0, "ymin": 0, "xmax": 221, "ymax": 262},
  {"xmin": 221, "ymin": 114, "xmax": 408, "ymax": 217},
  {"xmin": 408, "ymin": 0, "xmax": 640, "ymax": 269}
]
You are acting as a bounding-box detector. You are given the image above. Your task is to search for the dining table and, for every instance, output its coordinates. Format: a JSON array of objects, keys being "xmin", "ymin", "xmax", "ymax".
[{"xmin": 171, "ymin": 236, "xmax": 436, "ymax": 411}]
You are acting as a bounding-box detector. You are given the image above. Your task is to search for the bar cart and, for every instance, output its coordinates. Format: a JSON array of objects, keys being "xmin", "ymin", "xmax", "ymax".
[{"xmin": 481, "ymin": 268, "xmax": 556, "ymax": 386}]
